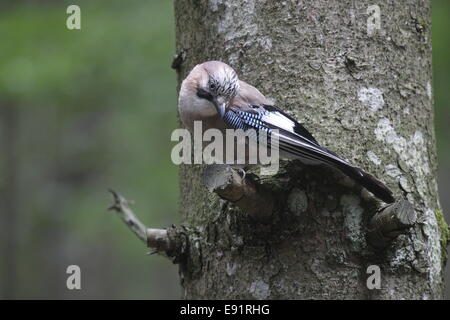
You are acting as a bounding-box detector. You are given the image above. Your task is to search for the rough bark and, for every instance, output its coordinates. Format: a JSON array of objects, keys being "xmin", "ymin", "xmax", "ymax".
[{"xmin": 173, "ymin": 0, "xmax": 445, "ymax": 299}]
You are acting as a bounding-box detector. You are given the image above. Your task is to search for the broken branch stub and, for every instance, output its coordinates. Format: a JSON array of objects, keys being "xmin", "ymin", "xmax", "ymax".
[
  {"xmin": 202, "ymin": 164, "xmax": 274, "ymax": 221},
  {"xmin": 367, "ymin": 199, "xmax": 417, "ymax": 249}
]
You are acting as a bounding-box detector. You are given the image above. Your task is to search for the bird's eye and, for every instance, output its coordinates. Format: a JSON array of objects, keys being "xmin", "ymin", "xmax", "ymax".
[{"xmin": 209, "ymin": 83, "xmax": 216, "ymax": 90}]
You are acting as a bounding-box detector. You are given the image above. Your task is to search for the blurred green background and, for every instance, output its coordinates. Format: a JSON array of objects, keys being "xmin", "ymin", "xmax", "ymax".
[{"xmin": 0, "ymin": 0, "xmax": 449, "ymax": 299}]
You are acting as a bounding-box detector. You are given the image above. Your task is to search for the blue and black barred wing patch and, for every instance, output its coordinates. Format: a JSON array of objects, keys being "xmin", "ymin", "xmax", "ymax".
[
  {"xmin": 223, "ymin": 104, "xmax": 351, "ymax": 167},
  {"xmin": 223, "ymin": 108, "xmax": 272, "ymax": 140}
]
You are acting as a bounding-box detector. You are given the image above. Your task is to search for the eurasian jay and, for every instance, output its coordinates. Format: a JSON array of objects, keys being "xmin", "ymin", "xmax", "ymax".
[{"xmin": 178, "ymin": 61, "xmax": 395, "ymax": 203}]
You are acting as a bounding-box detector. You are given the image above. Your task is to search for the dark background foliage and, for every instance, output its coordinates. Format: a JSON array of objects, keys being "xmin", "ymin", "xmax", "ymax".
[{"xmin": 0, "ymin": 0, "xmax": 448, "ymax": 299}]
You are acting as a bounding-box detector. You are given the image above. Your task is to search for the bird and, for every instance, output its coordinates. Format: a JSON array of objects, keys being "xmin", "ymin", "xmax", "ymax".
[{"xmin": 178, "ymin": 60, "xmax": 395, "ymax": 204}]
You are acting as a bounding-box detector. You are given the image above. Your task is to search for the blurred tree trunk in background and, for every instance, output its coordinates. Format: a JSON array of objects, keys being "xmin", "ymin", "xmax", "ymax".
[
  {"xmin": 174, "ymin": 0, "xmax": 445, "ymax": 299},
  {"xmin": 1, "ymin": 105, "xmax": 19, "ymax": 299}
]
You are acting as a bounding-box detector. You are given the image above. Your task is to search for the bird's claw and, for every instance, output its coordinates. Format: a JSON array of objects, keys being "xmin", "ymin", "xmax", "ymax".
[{"xmin": 236, "ymin": 168, "xmax": 246, "ymax": 180}]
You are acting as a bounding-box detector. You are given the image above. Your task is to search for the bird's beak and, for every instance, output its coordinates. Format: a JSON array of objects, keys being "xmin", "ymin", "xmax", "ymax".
[{"xmin": 213, "ymin": 97, "xmax": 226, "ymax": 118}]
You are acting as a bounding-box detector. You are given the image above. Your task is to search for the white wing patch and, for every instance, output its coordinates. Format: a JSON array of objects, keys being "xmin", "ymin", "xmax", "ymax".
[
  {"xmin": 259, "ymin": 110, "xmax": 351, "ymax": 166},
  {"xmin": 261, "ymin": 111, "xmax": 296, "ymax": 132}
]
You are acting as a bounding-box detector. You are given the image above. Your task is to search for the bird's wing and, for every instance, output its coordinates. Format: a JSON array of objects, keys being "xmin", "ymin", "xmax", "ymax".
[
  {"xmin": 223, "ymin": 103, "xmax": 350, "ymax": 168},
  {"xmin": 231, "ymin": 80, "xmax": 333, "ymax": 160},
  {"xmin": 224, "ymin": 95, "xmax": 395, "ymax": 203}
]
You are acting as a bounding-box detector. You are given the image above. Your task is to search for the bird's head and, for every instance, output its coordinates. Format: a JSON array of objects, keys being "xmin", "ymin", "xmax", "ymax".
[{"xmin": 180, "ymin": 61, "xmax": 239, "ymax": 118}]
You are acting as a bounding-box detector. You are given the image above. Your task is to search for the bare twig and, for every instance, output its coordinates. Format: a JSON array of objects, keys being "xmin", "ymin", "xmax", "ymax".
[
  {"xmin": 107, "ymin": 189, "xmax": 190, "ymax": 264},
  {"xmin": 108, "ymin": 189, "xmax": 172, "ymax": 254},
  {"xmin": 146, "ymin": 228, "xmax": 171, "ymax": 252},
  {"xmin": 108, "ymin": 189, "xmax": 147, "ymax": 243}
]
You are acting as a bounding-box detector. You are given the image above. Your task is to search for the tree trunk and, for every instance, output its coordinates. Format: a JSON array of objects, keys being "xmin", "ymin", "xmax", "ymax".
[
  {"xmin": 1, "ymin": 104, "xmax": 19, "ymax": 299},
  {"xmin": 173, "ymin": 0, "xmax": 445, "ymax": 299}
]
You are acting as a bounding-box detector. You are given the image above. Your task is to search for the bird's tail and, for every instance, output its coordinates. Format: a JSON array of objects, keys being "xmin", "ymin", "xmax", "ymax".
[{"xmin": 339, "ymin": 164, "xmax": 395, "ymax": 204}]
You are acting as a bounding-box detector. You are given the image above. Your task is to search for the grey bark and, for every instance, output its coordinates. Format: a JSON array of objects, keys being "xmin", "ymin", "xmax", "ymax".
[{"xmin": 173, "ymin": 0, "xmax": 445, "ymax": 299}]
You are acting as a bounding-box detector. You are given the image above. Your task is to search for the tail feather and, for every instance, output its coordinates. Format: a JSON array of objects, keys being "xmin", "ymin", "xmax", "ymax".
[{"xmin": 340, "ymin": 165, "xmax": 395, "ymax": 204}]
